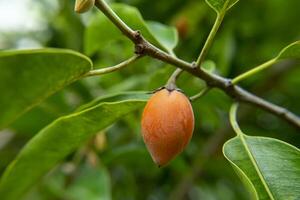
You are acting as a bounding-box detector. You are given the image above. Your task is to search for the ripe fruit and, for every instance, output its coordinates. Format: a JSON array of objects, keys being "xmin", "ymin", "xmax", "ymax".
[{"xmin": 141, "ymin": 88, "xmax": 194, "ymax": 166}]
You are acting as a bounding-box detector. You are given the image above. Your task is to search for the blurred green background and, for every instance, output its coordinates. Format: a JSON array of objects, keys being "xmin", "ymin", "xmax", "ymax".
[{"xmin": 0, "ymin": 0, "xmax": 299, "ymax": 199}]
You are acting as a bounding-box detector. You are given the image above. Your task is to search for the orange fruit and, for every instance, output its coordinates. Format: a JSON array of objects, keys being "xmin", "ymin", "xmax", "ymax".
[{"xmin": 141, "ymin": 88, "xmax": 194, "ymax": 166}]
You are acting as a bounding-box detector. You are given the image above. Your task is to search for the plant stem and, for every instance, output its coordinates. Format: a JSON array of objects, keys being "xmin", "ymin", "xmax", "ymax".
[
  {"xmin": 190, "ymin": 87, "xmax": 210, "ymax": 101},
  {"xmin": 166, "ymin": 68, "xmax": 183, "ymax": 87},
  {"xmin": 170, "ymin": 64, "xmax": 297, "ymax": 199},
  {"xmin": 232, "ymin": 58, "xmax": 277, "ymax": 84},
  {"xmin": 195, "ymin": 11, "xmax": 227, "ymax": 68},
  {"xmin": 84, "ymin": 55, "xmax": 140, "ymax": 77},
  {"xmin": 229, "ymin": 103, "xmax": 243, "ymax": 136},
  {"xmin": 94, "ymin": 0, "xmax": 136, "ymax": 40},
  {"xmin": 165, "ymin": 53, "xmax": 183, "ymax": 89},
  {"xmin": 92, "ymin": 0, "xmax": 300, "ymax": 130}
]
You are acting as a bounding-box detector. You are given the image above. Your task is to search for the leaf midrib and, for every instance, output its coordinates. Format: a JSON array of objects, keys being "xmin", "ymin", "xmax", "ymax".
[{"xmin": 239, "ymin": 134, "xmax": 275, "ymax": 200}]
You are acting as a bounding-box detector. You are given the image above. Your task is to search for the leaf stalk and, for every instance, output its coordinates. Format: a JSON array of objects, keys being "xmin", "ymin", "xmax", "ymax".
[
  {"xmin": 84, "ymin": 55, "xmax": 140, "ymax": 77},
  {"xmin": 232, "ymin": 58, "xmax": 277, "ymax": 84}
]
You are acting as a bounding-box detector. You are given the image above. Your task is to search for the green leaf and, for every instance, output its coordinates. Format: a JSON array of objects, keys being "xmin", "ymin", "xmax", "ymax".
[
  {"xmin": 205, "ymin": 0, "xmax": 239, "ymax": 13},
  {"xmin": 85, "ymin": 3, "xmax": 178, "ymax": 55},
  {"xmin": 0, "ymin": 49, "xmax": 92, "ymax": 129},
  {"xmin": 0, "ymin": 92, "xmax": 148, "ymax": 200},
  {"xmin": 146, "ymin": 21, "xmax": 178, "ymax": 53},
  {"xmin": 223, "ymin": 135, "xmax": 300, "ymax": 200},
  {"xmin": 51, "ymin": 1, "xmax": 85, "ymax": 50},
  {"xmin": 65, "ymin": 165, "xmax": 111, "ymax": 200},
  {"xmin": 276, "ymin": 40, "xmax": 300, "ymax": 60},
  {"xmin": 202, "ymin": 60, "xmax": 216, "ymax": 73}
]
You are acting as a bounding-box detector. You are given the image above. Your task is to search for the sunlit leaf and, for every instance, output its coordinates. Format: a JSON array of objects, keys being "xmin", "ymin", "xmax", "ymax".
[
  {"xmin": 223, "ymin": 135, "xmax": 300, "ymax": 200},
  {"xmin": 146, "ymin": 21, "xmax": 178, "ymax": 53},
  {"xmin": 0, "ymin": 49, "xmax": 92, "ymax": 129},
  {"xmin": 0, "ymin": 92, "xmax": 149, "ymax": 200},
  {"xmin": 202, "ymin": 60, "xmax": 216, "ymax": 73}
]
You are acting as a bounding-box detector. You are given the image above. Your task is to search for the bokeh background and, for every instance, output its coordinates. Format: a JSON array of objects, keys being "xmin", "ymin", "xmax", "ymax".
[{"xmin": 0, "ymin": 0, "xmax": 300, "ymax": 199}]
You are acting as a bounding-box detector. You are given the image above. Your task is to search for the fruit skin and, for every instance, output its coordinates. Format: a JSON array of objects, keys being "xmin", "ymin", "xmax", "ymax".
[{"xmin": 141, "ymin": 88, "xmax": 194, "ymax": 166}]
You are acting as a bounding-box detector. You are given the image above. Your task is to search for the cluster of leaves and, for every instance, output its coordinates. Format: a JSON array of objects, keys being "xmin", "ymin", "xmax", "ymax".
[{"xmin": 0, "ymin": 0, "xmax": 300, "ymax": 199}]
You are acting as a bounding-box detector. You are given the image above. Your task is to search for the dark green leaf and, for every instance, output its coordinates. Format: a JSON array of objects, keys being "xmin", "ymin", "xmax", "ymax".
[
  {"xmin": 205, "ymin": 0, "xmax": 239, "ymax": 13},
  {"xmin": 50, "ymin": 1, "xmax": 85, "ymax": 50},
  {"xmin": 0, "ymin": 49, "xmax": 92, "ymax": 129},
  {"xmin": 0, "ymin": 92, "xmax": 148, "ymax": 200},
  {"xmin": 65, "ymin": 165, "xmax": 111, "ymax": 200},
  {"xmin": 223, "ymin": 135, "xmax": 300, "ymax": 200}
]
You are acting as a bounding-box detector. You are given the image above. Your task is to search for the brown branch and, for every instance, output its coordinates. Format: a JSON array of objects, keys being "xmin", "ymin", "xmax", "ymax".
[
  {"xmin": 169, "ymin": 61, "xmax": 299, "ymax": 199},
  {"xmin": 94, "ymin": 0, "xmax": 300, "ymax": 130}
]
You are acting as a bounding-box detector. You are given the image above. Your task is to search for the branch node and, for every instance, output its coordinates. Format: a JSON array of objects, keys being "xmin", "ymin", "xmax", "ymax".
[
  {"xmin": 191, "ymin": 61, "xmax": 197, "ymax": 69},
  {"xmin": 133, "ymin": 30, "xmax": 147, "ymax": 55},
  {"xmin": 225, "ymin": 79, "xmax": 233, "ymax": 89},
  {"xmin": 135, "ymin": 43, "xmax": 146, "ymax": 55},
  {"xmin": 133, "ymin": 30, "xmax": 143, "ymax": 43}
]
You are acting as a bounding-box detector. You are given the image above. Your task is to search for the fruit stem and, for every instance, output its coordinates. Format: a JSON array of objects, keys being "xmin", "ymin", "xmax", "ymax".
[{"xmin": 165, "ymin": 68, "xmax": 182, "ymax": 90}]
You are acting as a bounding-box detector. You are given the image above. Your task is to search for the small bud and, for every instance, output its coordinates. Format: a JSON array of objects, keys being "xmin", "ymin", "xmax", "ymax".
[{"xmin": 74, "ymin": 0, "xmax": 95, "ymax": 13}]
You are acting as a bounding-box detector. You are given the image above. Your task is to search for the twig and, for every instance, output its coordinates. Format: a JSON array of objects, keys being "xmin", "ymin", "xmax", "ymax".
[
  {"xmin": 232, "ymin": 58, "xmax": 277, "ymax": 84},
  {"xmin": 84, "ymin": 55, "xmax": 141, "ymax": 77},
  {"xmin": 94, "ymin": 0, "xmax": 136, "ymax": 40},
  {"xmin": 189, "ymin": 87, "xmax": 210, "ymax": 101},
  {"xmin": 93, "ymin": 0, "xmax": 300, "ymax": 130},
  {"xmin": 195, "ymin": 12, "xmax": 227, "ymax": 68},
  {"xmin": 166, "ymin": 68, "xmax": 183, "ymax": 87},
  {"xmin": 170, "ymin": 62, "xmax": 299, "ymax": 199}
]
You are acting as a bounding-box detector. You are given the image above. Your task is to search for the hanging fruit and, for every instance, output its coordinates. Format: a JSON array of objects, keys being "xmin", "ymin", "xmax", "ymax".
[{"xmin": 141, "ymin": 88, "xmax": 194, "ymax": 166}]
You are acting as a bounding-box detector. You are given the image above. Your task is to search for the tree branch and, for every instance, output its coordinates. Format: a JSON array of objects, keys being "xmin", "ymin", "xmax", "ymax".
[
  {"xmin": 94, "ymin": 0, "xmax": 300, "ymax": 130},
  {"xmin": 170, "ymin": 62, "xmax": 300, "ymax": 199},
  {"xmin": 94, "ymin": 0, "xmax": 136, "ymax": 40}
]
